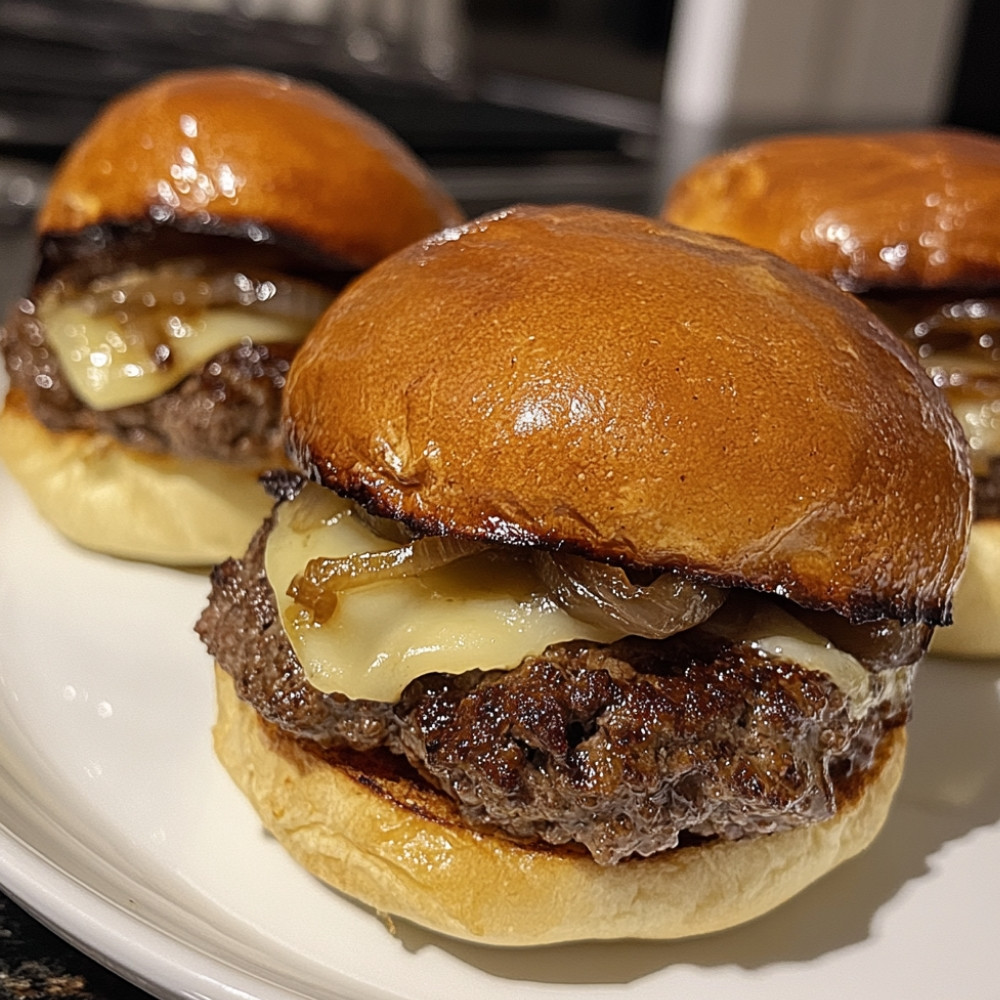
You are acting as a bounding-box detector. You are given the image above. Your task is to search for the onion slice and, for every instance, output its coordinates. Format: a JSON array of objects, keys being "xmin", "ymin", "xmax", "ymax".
[
  {"xmin": 788, "ymin": 606, "xmax": 932, "ymax": 672},
  {"xmin": 532, "ymin": 551, "xmax": 726, "ymax": 639},
  {"xmin": 286, "ymin": 501, "xmax": 726, "ymax": 639},
  {"xmin": 81, "ymin": 260, "xmax": 334, "ymax": 324},
  {"xmin": 287, "ymin": 535, "xmax": 484, "ymax": 623}
]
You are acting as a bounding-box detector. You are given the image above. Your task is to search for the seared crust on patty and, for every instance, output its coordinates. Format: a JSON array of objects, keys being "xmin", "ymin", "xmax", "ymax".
[
  {"xmin": 213, "ymin": 664, "xmax": 908, "ymax": 944},
  {"xmin": 196, "ymin": 506, "xmax": 912, "ymax": 865}
]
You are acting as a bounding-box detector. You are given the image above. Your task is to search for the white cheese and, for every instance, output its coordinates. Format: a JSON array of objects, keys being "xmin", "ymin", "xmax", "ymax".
[
  {"xmin": 266, "ymin": 484, "xmax": 623, "ymax": 702},
  {"xmin": 267, "ymin": 485, "xmax": 899, "ymax": 713},
  {"xmin": 40, "ymin": 300, "xmax": 312, "ymax": 410}
]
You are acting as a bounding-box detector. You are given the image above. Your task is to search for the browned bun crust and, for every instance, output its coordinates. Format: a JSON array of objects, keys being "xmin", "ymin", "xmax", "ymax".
[
  {"xmin": 663, "ymin": 129, "xmax": 1000, "ymax": 291},
  {"xmin": 15, "ymin": 67, "xmax": 462, "ymax": 564},
  {"xmin": 283, "ymin": 204, "xmax": 972, "ymax": 626},
  {"xmin": 212, "ymin": 665, "xmax": 906, "ymax": 945},
  {"xmin": 0, "ymin": 391, "xmax": 278, "ymax": 566},
  {"xmin": 38, "ymin": 67, "xmax": 464, "ymax": 270}
]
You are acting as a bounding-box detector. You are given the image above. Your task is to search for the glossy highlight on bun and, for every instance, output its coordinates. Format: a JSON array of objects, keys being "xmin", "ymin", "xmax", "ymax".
[
  {"xmin": 285, "ymin": 203, "xmax": 972, "ymax": 626},
  {"xmin": 38, "ymin": 66, "xmax": 464, "ymax": 272},
  {"xmin": 663, "ymin": 129, "xmax": 1000, "ymax": 292}
]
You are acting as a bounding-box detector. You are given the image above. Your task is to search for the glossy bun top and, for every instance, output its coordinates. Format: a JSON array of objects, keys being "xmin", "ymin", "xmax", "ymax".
[
  {"xmin": 285, "ymin": 204, "xmax": 972, "ymax": 625},
  {"xmin": 39, "ymin": 67, "xmax": 463, "ymax": 270},
  {"xmin": 664, "ymin": 129, "xmax": 1000, "ymax": 292}
]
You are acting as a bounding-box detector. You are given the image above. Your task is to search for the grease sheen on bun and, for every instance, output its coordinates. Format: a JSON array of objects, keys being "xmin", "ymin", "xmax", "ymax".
[
  {"xmin": 39, "ymin": 66, "xmax": 463, "ymax": 269},
  {"xmin": 285, "ymin": 204, "xmax": 972, "ymax": 626},
  {"xmin": 663, "ymin": 129, "xmax": 1000, "ymax": 292},
  {"xmin": 213, "ymin": 666, "xmax": 906, "ymax": 945}
]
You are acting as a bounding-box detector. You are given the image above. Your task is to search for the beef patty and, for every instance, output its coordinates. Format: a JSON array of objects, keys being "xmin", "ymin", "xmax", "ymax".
[
  {"xmin": 196, "ymin": 494, "xmax": 913, "ymax": 865},
  {"xmin": 1, "ymin": 231, "xmax": 351, "ymax": 467}
]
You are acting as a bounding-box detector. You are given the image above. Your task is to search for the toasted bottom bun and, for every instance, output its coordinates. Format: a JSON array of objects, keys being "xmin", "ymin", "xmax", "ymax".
[
  {"xmin": 930, "ymin": 519, "xmax": 1000, "ymax": 660},
  {"xmin": 0, "ymin": 393, "xmax": 278, "ymax": 567},
  {"xmin": 213, "ymin": 665, "xmax": 907, "ymax": 946}
]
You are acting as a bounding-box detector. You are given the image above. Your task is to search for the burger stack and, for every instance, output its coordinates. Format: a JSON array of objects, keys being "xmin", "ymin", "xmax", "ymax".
[
  {"xmin": 199, "ymin": 203, "xmax": 971, "ymax": 943},
  {"xmin": 0, "ymin": 71, "xmax": 979, "ymax": 947},
  {"xmin": 664, "ymin": 129, "xmax": 1000, "ymax": 658},
  {"xmin": 0, "ymin": 67, "xmax": 462, "ymax": 565}
]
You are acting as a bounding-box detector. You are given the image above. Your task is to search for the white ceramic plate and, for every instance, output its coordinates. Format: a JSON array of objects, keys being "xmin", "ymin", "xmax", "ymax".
[{"xmin": 0, "ymin": 464, "xmax": 998, "ymax": 1000}]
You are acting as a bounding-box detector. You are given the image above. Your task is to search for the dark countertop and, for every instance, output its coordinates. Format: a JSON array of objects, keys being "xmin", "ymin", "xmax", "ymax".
[{"xmin": 0, "ymin": 890, "xmax": 151, "ymax": 999}]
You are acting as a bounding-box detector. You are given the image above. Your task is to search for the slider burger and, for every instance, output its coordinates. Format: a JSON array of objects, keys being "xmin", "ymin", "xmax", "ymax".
[
  {"xmin": 0, "ymin": 66, "xmax": 462, "ymax": 565},
  {"xmin": 197, "ymin": 205, "xmax": 972, "ymax": 944},
  {"xmin": 664, "ymin": 129, "xmax": 1000, "ymax": 657}
]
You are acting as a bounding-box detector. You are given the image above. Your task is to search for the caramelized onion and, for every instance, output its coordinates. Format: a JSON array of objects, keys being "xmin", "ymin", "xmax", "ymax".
[
  {"xmin": 36, "ymin": 259, "xmax": 336, "ymax": 411},
  {"xmin": 80, "ymin": 260, "xmax": 333, "ymax": 322},
  {"xmin": 788, "ymin": 606, "xmax": 931, "ymax": 672},
  {"xmin": 866, "ymin": 293, "xmax": 1000, "ymax": 475},
  {"xmin": 288, "ymin": 535, "xmax": 484, "ymax": 623},
  {"xmin": 285, "ymin": 490, "xmax": 727, "ymax": 638},
  {"xmin": 48, "ymin": 259, "xmax": 334, "ymax": 365},
  {"xmin": 354, "ymin": 506, "xmax": 415, "ymax": 544},
  {"xmin": 532, "ymin": 551, "xmax": 726, "ymax": 639}
]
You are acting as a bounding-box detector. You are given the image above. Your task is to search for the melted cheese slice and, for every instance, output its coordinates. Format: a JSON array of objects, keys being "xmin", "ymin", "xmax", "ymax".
[
  {"xmin": 929, "ymin": 352, "xmax": 1000, "ymax": 474},
  {"xmin": 40, "ymin": 300, "xmax": 313, "ymax": 411},
  {"xmin": 705, "ymin": 599, "xmax": 881, "ymax": 720},
  {"xmin": 266, "ymin": 484, "xmax": 623, "ymax": 702},
  {"xmin": 267, "ymin": 485, "xmax": 900, "ymax": 713}
]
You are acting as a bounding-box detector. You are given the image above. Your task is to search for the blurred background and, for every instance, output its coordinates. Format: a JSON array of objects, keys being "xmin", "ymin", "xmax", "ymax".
[{"xmin": 0, "ymin": 0, "xmax": 996, "ymax": 302}]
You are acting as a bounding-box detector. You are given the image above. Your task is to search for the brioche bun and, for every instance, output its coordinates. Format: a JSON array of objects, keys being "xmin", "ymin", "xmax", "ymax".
[
  {"xmin": 663, "ymin": 129, "xmax": 1000, "ymax": 292},
  {"xmin": 285, "ymin": 203, "xmax": 971, "ymax": 626},
  {"xmin": 0, "ymin": 392, "xmax": 273, "ymax": 565},
  {"xmin": 213, "ymin": 665, "xmax": 907, "ymax": 945},
  {"xmin": 39, "ymin": 66, "xmax": 463, "ymax": 270},
  {"xmin": 664, "ymin": 131, "xmax": 999, "ymax": 657},
  {"xmin": 5, "ymin": 67, "xmax": 462, "ymax": 566}
]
